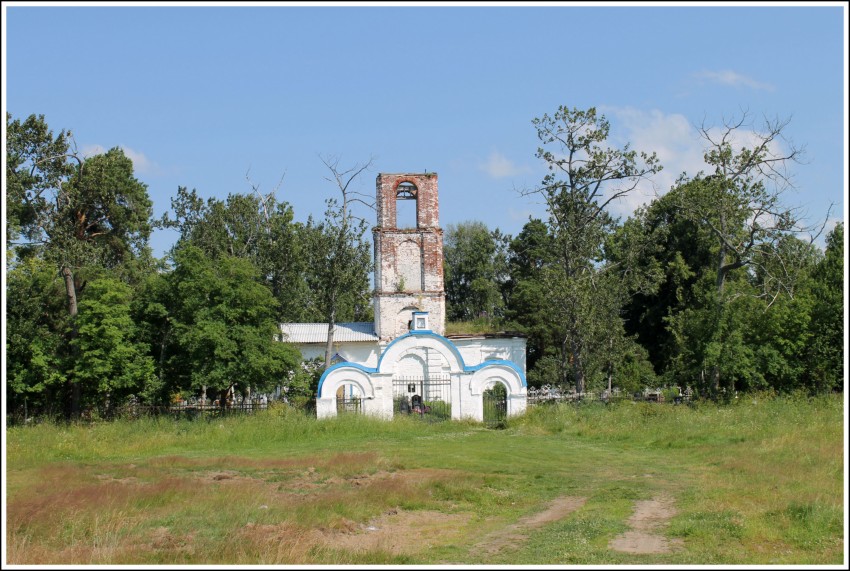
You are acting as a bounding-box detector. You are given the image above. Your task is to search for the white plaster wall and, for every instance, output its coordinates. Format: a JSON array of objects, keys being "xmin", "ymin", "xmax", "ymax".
[
  {"xmin": 452, "ymin": 337, "xmax": 527, "ymax": 373},
  {"xmin": 316, "ymin": 368, "xmax": 394, "ymax": 419},
  {"xmin": 293, "ymin": 342, "xmax": 380, "ymax": 368},
  {"xmin": 457, "ymin": 365, "xmax": 527, "ymax": 421}
]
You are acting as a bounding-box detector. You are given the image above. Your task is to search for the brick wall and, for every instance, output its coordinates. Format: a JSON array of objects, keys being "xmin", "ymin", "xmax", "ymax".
[{"xmin": 374, "ymin": 173, "xmax": 445, "ymax": 339}]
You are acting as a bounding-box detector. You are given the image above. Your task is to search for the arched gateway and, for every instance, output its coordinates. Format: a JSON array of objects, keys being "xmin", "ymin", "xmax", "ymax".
[
  {"xmin": 315, "ymin": 326, "xmax": 527, "ymax": 421},
  {"xmin": 282, "ymin": 173, "xmax": 527, "ymax": 422}
]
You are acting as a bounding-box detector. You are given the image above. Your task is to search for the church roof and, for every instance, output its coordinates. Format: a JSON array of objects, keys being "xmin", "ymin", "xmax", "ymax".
[{"xmin": 279, "ymin": 322, "xmax": 378, "ymax": 343}]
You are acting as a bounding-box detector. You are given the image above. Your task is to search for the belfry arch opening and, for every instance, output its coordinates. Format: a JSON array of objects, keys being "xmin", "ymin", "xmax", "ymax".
[{"xmin": 396, "ymin": 181, "xmax": 418, "ymax": 229}]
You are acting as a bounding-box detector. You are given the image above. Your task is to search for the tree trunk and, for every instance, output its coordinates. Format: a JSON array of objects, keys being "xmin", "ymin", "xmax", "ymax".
[
  {"xmin": 570, "ymin": 338, "xmax": 585, "ymax": 394},
  {"xmin": 62, "ymin": 266, "xmax": 78, "ymax": 317},
  {"xmin": 158, "ymin": 326, "xmax": 171, "ymax": 398},
  {"xmin": 62, "ymin": 265, "xmax": 81, "ymax": 418},
  {"xmin": 324, "ymin": 306, "xmax": 336, "ymax": 371},
  {"xmin": 710, "ymin": 231, "xmax": 727, "ymax": 396}
]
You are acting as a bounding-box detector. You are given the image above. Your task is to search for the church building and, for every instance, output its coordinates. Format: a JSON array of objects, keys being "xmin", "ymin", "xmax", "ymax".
[{"xmin": 280, "ymin": 173, "xmax": 527, "ymax": 421}]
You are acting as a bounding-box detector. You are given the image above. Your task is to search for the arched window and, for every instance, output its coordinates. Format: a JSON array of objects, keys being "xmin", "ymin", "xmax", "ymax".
[{"xmin": 396, "ymin": 181, "xmax": 418, "ymax": 229}]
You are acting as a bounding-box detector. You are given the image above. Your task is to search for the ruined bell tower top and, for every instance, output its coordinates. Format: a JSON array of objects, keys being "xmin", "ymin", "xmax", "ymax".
[
  {"xmin": 373, "ymin": 173, "xmax": 445, "ymax": 339},
  {"xmin": 376, "ymin": 173, "xmax": 440, "ymax": 230}
]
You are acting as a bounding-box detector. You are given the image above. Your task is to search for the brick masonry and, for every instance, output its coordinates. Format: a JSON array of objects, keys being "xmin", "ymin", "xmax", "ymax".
[{"xmin": 373, "ymin": 173, "xmax": 446, "ymax": 339}]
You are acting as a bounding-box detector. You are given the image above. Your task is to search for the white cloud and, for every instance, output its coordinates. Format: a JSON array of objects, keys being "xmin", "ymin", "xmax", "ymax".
[
  {"xmin": 480, "ymin": 151, "xmax": 529, "ymax": 179},
  {"xmin": 693, "ymin": 69, "xmax": 775, "ymax": 92},
  {"xmin": 598, "ymin": 107, "xmax": 710, "ymax": 219},
  {"xmin": 596, "ymin": 107, "xmax": 807, "ymax": 223},
  {"xmin": 120, "ymin": 146, "xmax": 159, "ymax": 176},
  {"xmin": 80, "ymin": 144, "xmax": 106, "ymax": 158},
  {"xmin": 79, "ymin": 144, "xmax": 159, "ymax": 176}
]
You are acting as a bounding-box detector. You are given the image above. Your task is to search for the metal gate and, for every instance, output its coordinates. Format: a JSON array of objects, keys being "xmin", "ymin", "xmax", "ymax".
[
  {"xmin": 336, "ymin": 396, "xmax": 363, "ymax": 415},
  {"xmin": 483, "ymin": 382, "xmax": 507, "ymax": 427},
  {"xmin": 336, "ymin": 384, "xmax": 363, "ymax": 415},
  {"xmin": 393, "ymin": 375, "xmax": 451, "ymax": 421}
]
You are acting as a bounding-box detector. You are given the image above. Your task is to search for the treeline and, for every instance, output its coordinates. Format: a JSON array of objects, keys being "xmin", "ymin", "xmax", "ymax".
[
  {"xmin": 6, "ymin": 113, "xmax": 372, "ymax": 420},
  {"xmin": 444, "ymin": 107, "xmax": 843, "ymax": 398},
  {"xmin": 5, "ymin": 106, "xmax": 844, "ymax": 421}
]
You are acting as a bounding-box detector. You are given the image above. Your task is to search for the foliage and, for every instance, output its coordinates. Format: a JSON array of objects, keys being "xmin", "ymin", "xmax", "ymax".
[
  {"xmin": 165, "ymin": 245, "xmax": 301, "ymax": 401},
  {"xmin": 443, "ymin": 221, "xmax": 509, "ymax": 322},
  {"xmin": 6, "ymin": 113, "xmax": 154, "ymax": 417},
  {"xmin": 5, "ymin": 256, "xmax": 69, "ymax": 418},
  {"xmin": 523, "ymin": 105, "xmax": 662, "ymax": 392},
  {"xmin": 805, "ymin": 223, "xmax": 844, "ymax": 392},
  {"xmin": 161, "ymin": 186, "xmax": 309, "ymax": 322},
  {"xmin": 70, "ymin": 278, "xmax": 158, "ymax": 409}
]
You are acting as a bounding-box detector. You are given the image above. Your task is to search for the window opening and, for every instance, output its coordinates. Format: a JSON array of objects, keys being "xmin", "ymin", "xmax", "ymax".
[{"xmin": 396, "ymin": 182, "xmax": 418, "ymax": 229}]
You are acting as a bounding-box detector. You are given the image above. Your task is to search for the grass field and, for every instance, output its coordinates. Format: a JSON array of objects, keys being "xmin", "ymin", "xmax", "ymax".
[{"xmin": 4, "ymin": 393, "xmax": 846, "ymax": 565}]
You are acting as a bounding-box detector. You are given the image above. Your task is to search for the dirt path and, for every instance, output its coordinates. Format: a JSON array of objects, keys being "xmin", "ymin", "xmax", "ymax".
[
  {"xmin": 608, "ymin": 496, "xmax": 683, "ymax": 554},
  {"xmin": 476, "ymin": 496, "xmax": 587, "ymax": 555}
]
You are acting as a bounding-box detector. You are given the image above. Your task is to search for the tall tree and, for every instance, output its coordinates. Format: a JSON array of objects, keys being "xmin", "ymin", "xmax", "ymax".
[
  {"xmin": 523, "ymin": 106, "xmax": 662, "ymax": 392},
  {"xmin": 71, "ymin": 278, "xmax": 158, "ymax": 413},
  {"xmin": 167, "ymin": 245, "xmax": 301, "ymax": 405},
  {"xmin": 672, "ymin": 112, "xmax": 824, "ymax": 393},
  {"xmin": 806, "ymin": 223, "xmax": 844, "ymax": 392},
  {"xmin": 443, "ymin": 221, "xmax": 507, "ymax": 322},
  {"xmin": 5, "ymin": 256, "xmax": 69, "ymax": 420},
  {"xmin": 616, "ymin": 186, "xmax": 716, "ymax": 378},
  {"xmin": 161, "ymin": 186, "xmax": 307, "ymax": 321},
  {"xmin": 7, "ymin": 113, "xmax": 153, "ymax": 416},
  {"xmin": 503, "ymin": 218, "xmax": 559, "ymax": 378},
  {"xmin": 312, "ymin": 156, "xmax": 375, "ymax": 370}
]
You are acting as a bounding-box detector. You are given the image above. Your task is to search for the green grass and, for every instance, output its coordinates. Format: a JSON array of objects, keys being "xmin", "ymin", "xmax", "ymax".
[{"xmin": 5, "ymin": 394, "xmax": 845, "ymax": 565}]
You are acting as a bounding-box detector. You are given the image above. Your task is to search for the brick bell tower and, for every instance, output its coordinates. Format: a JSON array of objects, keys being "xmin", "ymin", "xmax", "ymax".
[{"xmin": 373, "ymin": 173, "xmax": 445, "ymax": 340}]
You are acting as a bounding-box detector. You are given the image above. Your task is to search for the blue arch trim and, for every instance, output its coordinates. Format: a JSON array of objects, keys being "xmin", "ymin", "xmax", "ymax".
[
  {"xmin": 316, "ymin": 330, "xmax": 526, "ymax": 396},
  {"xmin": 467, "ymin": 359, "xmax": 527, "ymax": 387},
  {"xmin": 376, "ymin": 330, "xmax": 469, "ymax": 371},
  {"xmin": 317, "ymin": 362, "xmax": 377, "ymax": 397}
]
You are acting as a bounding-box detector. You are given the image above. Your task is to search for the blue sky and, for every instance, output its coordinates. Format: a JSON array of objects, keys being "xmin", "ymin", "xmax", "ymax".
[{"xmin": 4, "ymin": 2, "xmax": 847, "ymax": 258}]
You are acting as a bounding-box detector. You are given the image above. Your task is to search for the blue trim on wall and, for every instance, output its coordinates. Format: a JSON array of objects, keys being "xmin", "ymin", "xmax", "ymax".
[
  {"xmin": 316, "ymin": 330, "xmax": 526, "ymax": 396},
  {"xmin": 376, "ymin": 330, "xmax": 468, "ymax": 371},
  {"xmin": 316, "ymin": 362, "xmax": 377, "ymax": 396},
  {"xmin": 466, "ymin": 359, "xmax": 527, "ymax": 387}
]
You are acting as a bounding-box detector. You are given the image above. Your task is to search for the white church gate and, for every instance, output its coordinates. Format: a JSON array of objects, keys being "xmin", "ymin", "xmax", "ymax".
[{"xmin": 306, "ymin": 173, "xmax": 528, "ymax": 422}]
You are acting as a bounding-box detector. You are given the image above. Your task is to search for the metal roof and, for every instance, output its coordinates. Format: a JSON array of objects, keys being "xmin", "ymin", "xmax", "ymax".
[{"xmin": 279, "ymin": 322, "xmax": 378, "ymax": 343}]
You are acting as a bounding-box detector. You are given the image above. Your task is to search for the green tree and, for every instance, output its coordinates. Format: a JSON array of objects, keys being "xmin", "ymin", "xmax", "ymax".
[
  {"xmin": 443, "ymin": 220, "xmax": 507, "ymax": 322},
  {"xmin": 616, "ymin": 186, "xmax": 716, "ymax": 376},
  {"xmin": 503, "ymin": 218, "xmax": 558, "ymax": 378},
  {"xmin": 5, "ymin": 257, "xmax": 69, "ymax": 420},
  {"xmin": 806, "ymin": 223, "xmax": 844, "ymax": 392},
  {"xmin": 167, "ymin": 245, "xmax": 301, "ymax": 404},
  {"xmin": 524, "ymin": 106, "xmax": 662, "ymax": 392},
  {"xmin": 161, "ymin": 186, "xmax": 308, "ymax": 321},
  {"xmin": 6, "ymin": 114, "xmax": 154, "ymax": 416},
  {"xmin": 71, "ymin": 278, "xmax": 158, "ymax": 413},
  {"xmin": 673, "ymin": 112, "xmax": 823, "ymax": 394},
  {"xmin": 310, "ymin": 156, "xmax": 375, "ymax": 370},
  {"xmin": 6, "ymin": 113, "xmax": 74, "ymax": 247}
]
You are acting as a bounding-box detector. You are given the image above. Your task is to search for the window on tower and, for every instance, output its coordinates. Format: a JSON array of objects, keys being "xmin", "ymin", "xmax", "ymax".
[{"xmin": 396, "ymin": 181, "xmax": 418, "ymax": 229}]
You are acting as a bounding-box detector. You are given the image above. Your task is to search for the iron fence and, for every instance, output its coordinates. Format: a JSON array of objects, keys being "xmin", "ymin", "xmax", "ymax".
[
  {"xmin": 393, "ymin": 375, "xmax": 452, "ymax": 421},
  {"xmin": 527, "ymin": 385, "xmax": 694, "ymax": 406}
]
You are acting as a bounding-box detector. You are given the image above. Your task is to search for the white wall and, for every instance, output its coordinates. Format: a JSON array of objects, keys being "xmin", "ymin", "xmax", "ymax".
[
  {"xmin": 452, "ymin": 337, "xmax": 527, "ymax": 374},
  {"xmin": 295, "ymin": 341, "xmax": 381, "ymax": 368}
]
